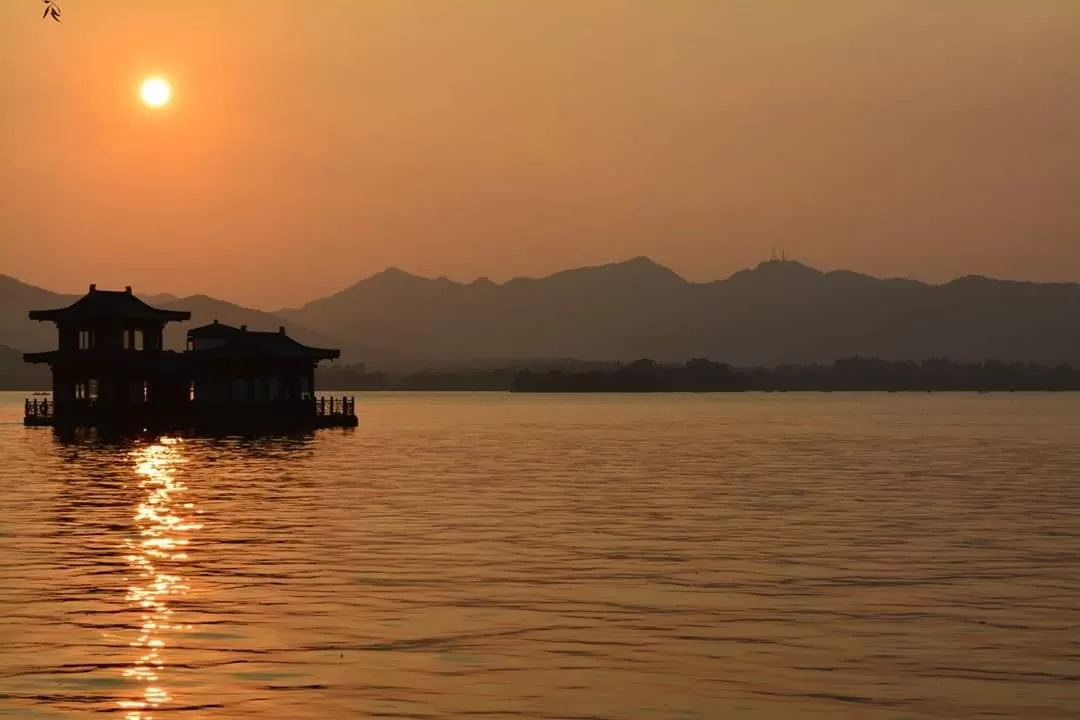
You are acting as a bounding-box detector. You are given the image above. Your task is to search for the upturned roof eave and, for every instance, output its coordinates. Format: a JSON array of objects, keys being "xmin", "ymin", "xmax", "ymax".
[
  {"xmin": 28, "ymin": 308, "xmax": 191, "ymax": 322},
  {"xmin": 23, "ymin": 351, "xmax": 55, "ymax": 364},
  {"xmin": 187, "ymin": 348, "xmax": 340, "ymax": 361}
]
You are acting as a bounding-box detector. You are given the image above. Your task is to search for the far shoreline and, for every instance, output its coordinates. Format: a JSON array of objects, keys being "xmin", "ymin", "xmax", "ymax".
[
  {"xmin": 5, "ymin": 356, "xmax": 1079, "ymax": 394},
  {"xmin": 7, "ymin": 387, "xmax": 1075, "ymax": 394}
]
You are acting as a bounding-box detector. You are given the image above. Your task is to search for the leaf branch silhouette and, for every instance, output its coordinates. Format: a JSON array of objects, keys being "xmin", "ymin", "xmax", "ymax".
[{"xmin": 42, "ymin": 0, "xmax": 61, "ymax": 23}]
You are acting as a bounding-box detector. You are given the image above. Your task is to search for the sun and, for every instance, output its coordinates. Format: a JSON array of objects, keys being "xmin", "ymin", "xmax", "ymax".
[{"xmin": 140, "ymin": 77, "xmax": 172, "ymax": 108}]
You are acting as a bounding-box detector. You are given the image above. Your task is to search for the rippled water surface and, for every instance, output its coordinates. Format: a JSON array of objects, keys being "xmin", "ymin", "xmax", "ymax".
[{"xmin": 1, "ymin": 392, "xmax": 1078, "ymax": 719}]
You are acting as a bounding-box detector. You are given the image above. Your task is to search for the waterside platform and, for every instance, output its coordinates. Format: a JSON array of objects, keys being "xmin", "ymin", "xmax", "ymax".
[{"xmin": 25, "ymin": 395, "xmax": 359, "ymax": 431}]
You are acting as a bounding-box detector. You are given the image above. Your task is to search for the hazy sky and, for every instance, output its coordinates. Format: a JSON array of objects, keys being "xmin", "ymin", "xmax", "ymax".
[{"xmin": 2, "ymin": 1, "xmax": 1078, "ymax": 308}]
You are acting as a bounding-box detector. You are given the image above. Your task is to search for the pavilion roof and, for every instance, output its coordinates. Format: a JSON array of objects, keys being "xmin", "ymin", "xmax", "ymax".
[
  {"xmin": 29, "ymin": 285, "xmax": 191, "ymax": 323},
  {"xmin": 186, "ymin": 322, "xmax": 340, "ymax": 361}
]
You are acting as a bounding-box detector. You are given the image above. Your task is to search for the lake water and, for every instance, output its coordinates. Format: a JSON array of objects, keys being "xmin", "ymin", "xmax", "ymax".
[{"xmin": 0, "ymin": 391, "xmax": 1078, "ymax": 719}]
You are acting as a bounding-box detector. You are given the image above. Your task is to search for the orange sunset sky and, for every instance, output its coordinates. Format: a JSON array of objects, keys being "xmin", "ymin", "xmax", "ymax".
[{"xmin": 2, "ymin": 1, "xmax": 1079, "ymax": 309}]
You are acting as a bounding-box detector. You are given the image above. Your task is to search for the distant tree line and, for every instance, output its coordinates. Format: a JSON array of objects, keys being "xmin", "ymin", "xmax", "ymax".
[
  {"xmin": 512, "ymin": 358, "xmax": 1080, "ymax": 393},
  {"xmin": 313, "ymin": 357, "xmax": 1080, "ymax": 392},
  {"xmin": 4, "ymin": 357, "xmax": 1078, "ymax": 393},
  {"xmin": 316, "ymin": 363, "xmax": 521, "ymax": 391}
]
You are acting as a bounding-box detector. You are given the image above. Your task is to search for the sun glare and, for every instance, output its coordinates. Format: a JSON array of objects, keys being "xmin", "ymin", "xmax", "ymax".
[{"xmin": 140, "ymin": 77, "xmax": 172, "ymax": 108}]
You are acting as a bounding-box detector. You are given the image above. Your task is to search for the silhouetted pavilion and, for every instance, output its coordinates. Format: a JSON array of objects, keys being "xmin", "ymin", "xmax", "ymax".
[
  {"xmin": 184, "ymin": 320, "xmax": 344, "ymax": 424},
  {"xmin": 23, "ymin": 285, "xmax": 357, "ymax": 431}
]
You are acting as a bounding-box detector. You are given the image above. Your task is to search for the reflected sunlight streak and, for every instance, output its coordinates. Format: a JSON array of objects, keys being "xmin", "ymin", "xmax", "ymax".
[{"xmin": 118, "ymin": 438, "xmax": 201, "ymax": 719}]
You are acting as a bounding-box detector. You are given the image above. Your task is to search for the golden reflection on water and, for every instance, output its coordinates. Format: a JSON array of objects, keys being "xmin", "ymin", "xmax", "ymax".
[
  {"xmin": 119, "ymin": 438, "xmax": 201, "ymax": 719},
  {"xmin": 1, "ymin": 395, "xmax": 1078, "ymax": 719}
]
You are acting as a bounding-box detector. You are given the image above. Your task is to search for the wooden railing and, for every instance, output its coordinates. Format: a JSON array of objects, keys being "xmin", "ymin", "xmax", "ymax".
[
  {"xmin": 25, "ymin": 397, "xmax": 53, "ymax": 420},
  {"xmin": 316, "ymin": 395, "xmax": 356, "ymax": 418},
  {"xmin": 25, "ymin": 394, "xmax": 356, "ymax": 426}
]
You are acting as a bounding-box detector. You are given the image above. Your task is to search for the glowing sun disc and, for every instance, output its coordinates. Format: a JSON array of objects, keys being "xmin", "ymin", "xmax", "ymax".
[{"xmin": 140, "ymin": 77, "xmax": 172, "ymax": 108}]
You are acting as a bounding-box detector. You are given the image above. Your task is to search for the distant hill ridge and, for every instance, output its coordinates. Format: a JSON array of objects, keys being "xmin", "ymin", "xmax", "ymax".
[
  {"xmin": 2, "ymin": 258, "xmax": 1079, "ymax": 369},
  {"xmin": 275, "ymin": 257, "xmax": 1080, "ymax": 367},
  {"xmin": 0, "ymin": 343, "xmax": 49, "ymax": 389}
]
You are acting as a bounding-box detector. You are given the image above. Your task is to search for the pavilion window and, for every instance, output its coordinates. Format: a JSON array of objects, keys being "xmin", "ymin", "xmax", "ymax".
[
  {"xmin": 142, "ymin": 381, "xmax": 150, "ymax": 403},
  {"xmin": 123, "ymin": 331, "xmax": 130, "ymax": 350},
  {"xmin": 88, "ymin": 379, "xmax": 99, "ymax": 402},
  {"xmin": 134, "ymin": 329, "xmax": 145, "ymax": 351},
  {"xmin": 189, "ymin": 381, "xmax": 196, "ymax": 402},
  {"xmin": 78, "ymin": 330, "xmax": 94, "ymax": 350},
  {"xmin": 75, "ymin": 381, "xmax": 88, "ymax": 400},
  {"xmin": 299, "ymin": 377, "xmax": 312, "ymax": 400}
]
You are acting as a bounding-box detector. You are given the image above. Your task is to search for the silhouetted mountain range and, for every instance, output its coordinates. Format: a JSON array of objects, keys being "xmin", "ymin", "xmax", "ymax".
[
  {"xmin": 0, "ymin": 343, "xmax": 49, "ymax": 389},
  {"xmin": 277, "ymin": 257, "xmax": 1080, "ymax": 367},
  {"xmin": 3, "ymin": 258, "xmax": 1079, "ymax": 374}
]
